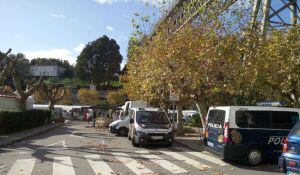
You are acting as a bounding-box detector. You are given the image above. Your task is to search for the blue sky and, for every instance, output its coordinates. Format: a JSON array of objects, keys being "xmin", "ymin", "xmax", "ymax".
[
  {"xmin": 0, "ymin": 0, "xmax": 294, "ymax": 68},
  {"xmin": 0, "ymin": 0, "xmax": 166, "ymax": 67}
]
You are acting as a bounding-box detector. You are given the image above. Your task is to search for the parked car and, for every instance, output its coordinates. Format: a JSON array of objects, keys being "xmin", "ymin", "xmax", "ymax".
[
  {"xmin": 278, "ymin": 120, "xmax": 300, "ymax": 174},
  {"xmin": 109, "ymin": 116, "xmax": 130, "ymax": 136},
  {"xmin": 128, "ymin": 108, "xmax": 173, "ymax": 147},
  {"xmin": 203, "ymin": 106, "xmax": 300, "ymax": 165}
]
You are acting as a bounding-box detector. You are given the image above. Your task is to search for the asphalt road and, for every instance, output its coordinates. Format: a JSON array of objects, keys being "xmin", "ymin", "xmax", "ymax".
[{"xmin": 0, "ymin": 122, "xmax": 283, "ymax": 175}]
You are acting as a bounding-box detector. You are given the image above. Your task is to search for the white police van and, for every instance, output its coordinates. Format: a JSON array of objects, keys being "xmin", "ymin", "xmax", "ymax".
[
  {"xmin": 203, "ymin": 106, "xmax": 300, "ymax": 165},
  {"xmin": 128, "ymin": 108, "xmax": 173, "ymax": 147}
]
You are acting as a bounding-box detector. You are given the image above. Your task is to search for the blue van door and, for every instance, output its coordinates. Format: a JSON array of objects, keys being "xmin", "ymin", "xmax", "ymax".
[{"xmin": 206, "ymin": 109, "xmax": 226, "ymax": 152}]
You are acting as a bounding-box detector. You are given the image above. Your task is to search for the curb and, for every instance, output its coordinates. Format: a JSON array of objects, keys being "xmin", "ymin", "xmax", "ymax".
[{"xmin": 0, "ymin": 123, "xmax": 64, "ymax": 148}]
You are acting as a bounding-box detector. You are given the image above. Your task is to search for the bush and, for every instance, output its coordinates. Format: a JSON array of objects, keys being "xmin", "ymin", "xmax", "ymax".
[
  {"xmin": 0, "ymin": 109, "xmax": 51, "ymax": 134},
  {"xmin": 188, "ymin": 113, "xmax": 202, "ymax": 127}
]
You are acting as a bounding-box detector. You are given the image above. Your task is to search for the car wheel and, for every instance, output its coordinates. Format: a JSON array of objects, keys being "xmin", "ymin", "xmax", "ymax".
[
  {"xmin": 118, "ymin": 128, "xmax": 128, "ymax": 136},
  {"xmin": 247, "ymin": 147, "xmax": 263, "ymax": 166},
  {"xmin": 132, "ymin": 136, "xmax": 139, "ymax": 147}
]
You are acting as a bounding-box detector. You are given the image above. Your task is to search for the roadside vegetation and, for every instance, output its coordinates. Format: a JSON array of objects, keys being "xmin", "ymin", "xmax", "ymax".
[{"xmin": 123, "ymin": 0, "xmax": 300, "ymax": 134}]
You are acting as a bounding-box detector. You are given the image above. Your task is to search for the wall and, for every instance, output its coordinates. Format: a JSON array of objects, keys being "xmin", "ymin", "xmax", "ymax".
[{"xmin": 0, "ymin": 97, "xmax": 20, "ymax": 110}]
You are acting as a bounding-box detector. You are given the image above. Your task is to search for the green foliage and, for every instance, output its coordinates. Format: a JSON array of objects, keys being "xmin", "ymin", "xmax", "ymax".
[
  {"xmin": 188, "ymin": 113, "xmax": 201, "ymax": 127},
  {"xmin": 75, "ymin": 35, "xmax": 123, "ymax": 87},
  {"xmin": 0, "ymin": 109, "xmax": 51, "ymax": 134},
  {"xmin": 107, "ymin": 90, "xmax": 127, "ymax": 106}
]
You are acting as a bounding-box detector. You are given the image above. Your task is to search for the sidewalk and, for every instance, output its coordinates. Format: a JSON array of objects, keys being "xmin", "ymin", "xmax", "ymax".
[{"xmin": 0, "ymin": 123, "xmax": 63, "ymax": 147}]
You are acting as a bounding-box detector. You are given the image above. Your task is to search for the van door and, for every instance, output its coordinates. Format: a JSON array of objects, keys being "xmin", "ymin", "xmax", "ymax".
[{"xmin": 206, "ymin": 109, "xmax": 226, "ymax": 152}]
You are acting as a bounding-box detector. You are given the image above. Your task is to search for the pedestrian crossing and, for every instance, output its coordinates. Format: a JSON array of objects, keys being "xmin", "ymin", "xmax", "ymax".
[{"xmin": 4, "ymin": 148, "xmax": 228, "ymax": 175}]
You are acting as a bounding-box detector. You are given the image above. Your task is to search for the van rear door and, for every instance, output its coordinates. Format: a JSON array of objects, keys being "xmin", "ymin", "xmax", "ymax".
[{"xmin": 206, "ymin": 109, "xmax": 226, "ymax": 152}]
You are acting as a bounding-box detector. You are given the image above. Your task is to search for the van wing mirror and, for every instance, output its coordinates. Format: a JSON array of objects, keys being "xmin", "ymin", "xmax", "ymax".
[{"xmin": 130, "ymin": 119, "xmax": 134, "ymax": 124}]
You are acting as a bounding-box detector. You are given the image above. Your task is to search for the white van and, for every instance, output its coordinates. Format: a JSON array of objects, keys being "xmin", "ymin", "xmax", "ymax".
[
  {"xmin": 204, "ymin": 106, "xmax": 300, "ymax": 165},
  {"xmin": 123, "ymin": 101, "xmax": 148, "ymax": 117},
  {"xmin": 128, "ymin": 108, "xmax": 173, "ymax": 147}
]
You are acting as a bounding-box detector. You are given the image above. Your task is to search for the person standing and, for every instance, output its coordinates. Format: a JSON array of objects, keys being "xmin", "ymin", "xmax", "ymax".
[{"xmin": 93, "ymin": 110, "xmax": 96, "ymax": 127}]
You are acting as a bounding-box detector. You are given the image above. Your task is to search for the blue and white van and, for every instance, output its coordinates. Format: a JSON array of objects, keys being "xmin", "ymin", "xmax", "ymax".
[{"xmin": 203, "ymin": 106, "xmax": 300, "ymax": 165}]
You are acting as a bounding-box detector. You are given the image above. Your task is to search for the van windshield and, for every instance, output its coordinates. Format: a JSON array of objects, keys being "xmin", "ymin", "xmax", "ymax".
[
  {"xmin": 290, "ymin": 121, "xmax": 300, "ymax": 137},
  {"xmin": 136, "ymin": 111, "xmax": 169, "ymax": 124}
]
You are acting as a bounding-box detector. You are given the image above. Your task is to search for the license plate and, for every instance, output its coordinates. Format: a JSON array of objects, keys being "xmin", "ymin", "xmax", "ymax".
[
  {"xmin": 287, "ymin": 171, "xmax": 300, "ymax": 175},
  {"xmin": 207, "ymin": 141, "xmax": 214, "ymax": 147},
  {"xmin": 151, "ymin": 136, "xmax": 163, "ymax": 140}
]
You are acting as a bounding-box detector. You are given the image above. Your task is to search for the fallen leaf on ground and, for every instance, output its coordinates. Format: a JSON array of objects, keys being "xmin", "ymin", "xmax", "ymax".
[{"xmin": 212, "ymin": 172, "xmax": 224, "ymax": 175}]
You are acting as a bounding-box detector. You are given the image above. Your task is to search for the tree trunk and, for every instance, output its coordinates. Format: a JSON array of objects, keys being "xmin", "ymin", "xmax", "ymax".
[
  {"xmin": 195, "ymin": 98, "xmax": 209, "ymax": 128},
  {"xmin": 176, "ymin": 103, "xmax": 183, "ymax": 135},
  {"xmin": 49, "ymin": 101, "xmax": 55, "ymax": 111},
  {"xmin": 18, "ymin": 97, "xmax": 27, "ymax": 112}
]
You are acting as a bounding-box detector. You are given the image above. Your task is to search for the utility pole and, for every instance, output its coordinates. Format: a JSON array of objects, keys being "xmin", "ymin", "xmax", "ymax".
[{"xmin": 251, "ymin": 0, "xmax": 300, "ymax": 35}]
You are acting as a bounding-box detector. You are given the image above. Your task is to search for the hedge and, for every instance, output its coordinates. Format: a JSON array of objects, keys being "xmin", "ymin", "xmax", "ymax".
[{"xmin": 0, "ymin": 109, "xmax": 51, "ymax": 134}]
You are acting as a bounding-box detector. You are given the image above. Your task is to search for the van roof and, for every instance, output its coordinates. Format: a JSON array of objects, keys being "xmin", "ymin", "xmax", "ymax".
[
  {"xmin": 131, "ymin": 107, "xmax": 163, "ymax": 111},
  {"xmin": 209, "ymin": 106, "xmax": 300, "ymax": 111}
]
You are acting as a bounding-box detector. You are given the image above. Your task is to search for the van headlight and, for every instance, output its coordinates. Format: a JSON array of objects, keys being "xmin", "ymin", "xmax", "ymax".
[
  {"xmin": 167, "ymin": 127, "xmax": 173, "ymax": 133},
  {"xmin": 136, "ymin": 125, "xmax": 145, "ymax": 133}
]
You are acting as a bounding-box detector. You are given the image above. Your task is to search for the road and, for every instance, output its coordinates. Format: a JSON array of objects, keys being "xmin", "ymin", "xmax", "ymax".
[{"xmin": 0, "ymin": 122, "xmax": 282, "ymax": 175}]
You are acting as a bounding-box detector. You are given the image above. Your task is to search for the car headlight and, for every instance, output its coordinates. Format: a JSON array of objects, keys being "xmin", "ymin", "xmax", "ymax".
[
  {"xmin": 167, "ymin": 127, "xmax": 173, "ymax": 133},
  {"xmin": 136, "ymin": 125, "xmax": 145, "ymax": 133}
]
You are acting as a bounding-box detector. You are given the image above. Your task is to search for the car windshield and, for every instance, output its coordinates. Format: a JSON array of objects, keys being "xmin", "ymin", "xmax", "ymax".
[
  {"xmin": 136, "ymin": 111, "xmax": 169, "ymax": 124},
  {"xmin": 290, "ymin": 121, "xmax": 300, "ymax": 137}
]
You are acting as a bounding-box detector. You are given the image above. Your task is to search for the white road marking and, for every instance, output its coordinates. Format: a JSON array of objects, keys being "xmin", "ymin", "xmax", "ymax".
[
  {"xmin": 136, "ymin": 150, "xmax": 187, "ymax": 174},
  {"xmin": 160, "ymin": 149, "xmax": 211, "ymax": 170},
  {"xmin": 179, "ymin": 148, "xmax": 228, "ymax": 166},
  {"xmin": 69, "ymin": 134, "xmax": 84, "ymax": 139},
  {"xmin": 112, "ymin": 152, "xmax": 154, "ymax": 175},
  {"xmin": 53, "ymin": 156, "xmax": 75, "ymax": 175},
  {"xmin": 0, "ymin": 151, "xmax": 28, "ymax": 156},
  {"xmin": 85, "ymin": 154, "xmax": 114, "ymax": 175},
  {"xmin": 41, "ymin": 140, "xmax": 67, "ymax": 150},
  {"xmin": 7, "ymin": 159, "xmax": 35, "ymax": 175}
]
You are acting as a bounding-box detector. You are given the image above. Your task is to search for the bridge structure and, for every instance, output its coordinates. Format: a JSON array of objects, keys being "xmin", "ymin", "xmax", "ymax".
[{"xmin": 161, "ymin": 0, "xmax": 300, "ymax": 36}]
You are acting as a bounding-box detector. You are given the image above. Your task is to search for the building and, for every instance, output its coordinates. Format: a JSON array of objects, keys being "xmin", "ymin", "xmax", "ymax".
[
  {"xmin": 0, "ymin": 88, "xmax": 20, "ymax": 110},
  {"xmin": 30, "ymin": 62, "xmax": 65, "ymax": 77}
]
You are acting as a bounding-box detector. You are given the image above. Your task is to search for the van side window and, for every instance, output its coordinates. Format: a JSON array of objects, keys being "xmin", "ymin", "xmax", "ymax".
[
  {"xmin": 236, "ymin": 111, "xmax": 271, "ymax": 128},
  {"xmin": 208, "ymin": 110, "xmax": 225, "ymax": 124},
  {"xmin": 271, "ymin": 111, "xmax": 299, "ymax": 129}
]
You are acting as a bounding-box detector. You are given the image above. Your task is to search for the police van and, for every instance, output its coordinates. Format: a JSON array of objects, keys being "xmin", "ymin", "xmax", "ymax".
[{"xmin": 203, "ymin": 106, "xmax": 300, "ymax": 165}]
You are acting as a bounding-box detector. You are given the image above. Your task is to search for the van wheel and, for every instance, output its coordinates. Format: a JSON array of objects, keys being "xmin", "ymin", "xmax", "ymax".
[
  {"xmin": 247, "ymin": 147, "xmax": 262, "ymax": 166},
  {"xmin": 118, "ymin": 128, "xmax": 128, "ymax": 136}
]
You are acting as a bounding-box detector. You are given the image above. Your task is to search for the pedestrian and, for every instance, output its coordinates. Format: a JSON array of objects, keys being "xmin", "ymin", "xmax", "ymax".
[{"xmin": 93, "ymin": 110, "xmax": 96, "ymax": 127}]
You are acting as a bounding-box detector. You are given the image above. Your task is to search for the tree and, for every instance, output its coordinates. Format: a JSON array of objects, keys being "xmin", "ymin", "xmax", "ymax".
[
  {"xmin": 107, "ymin": 90, "xmax": 127, "ymax": 106},
  {"xmin": 12, "ymin": 73, "xmax": 43, "ymax": 111},
  {"xmin": 75, "ymin": 35, "xmax": 123, "ymax": 87},
  {"xmin": 38, "ymin": 83, "xmax": 66, "ymax": 110},
  {"xmin": 78, "ymin": 89, "xmax": 99, "ymax": 105},
  {"xmin": 0, "ymin": 49, "xmax": 42, "ymax": 111}
]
